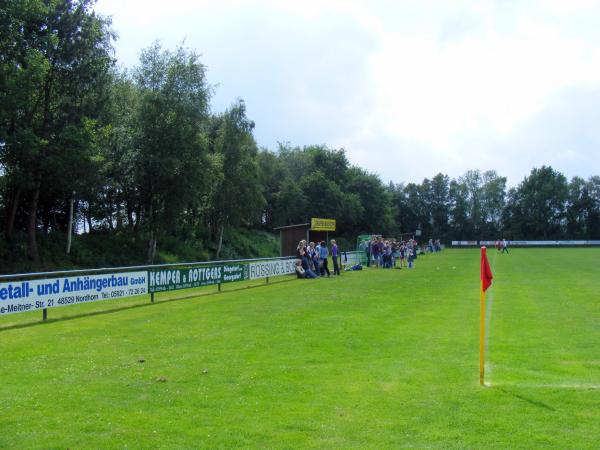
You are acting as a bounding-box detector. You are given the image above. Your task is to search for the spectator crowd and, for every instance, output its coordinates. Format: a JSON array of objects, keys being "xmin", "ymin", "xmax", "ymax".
[
  {"xmin": 295, "ymin": 239, "xmax": 340, "ymax": 279},
  {"xmin": 295, "ymin": 235, "xmax": 443, "ymax": 279}
]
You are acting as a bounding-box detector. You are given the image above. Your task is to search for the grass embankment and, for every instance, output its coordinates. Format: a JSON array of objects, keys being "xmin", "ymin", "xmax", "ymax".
[
  {"xmin": 1, "ymin": 248, "xmax": 599, "ymax": 448},
  {"xmin": 0, "ymin": 227, "xmax": 279, "ymax": 274}
]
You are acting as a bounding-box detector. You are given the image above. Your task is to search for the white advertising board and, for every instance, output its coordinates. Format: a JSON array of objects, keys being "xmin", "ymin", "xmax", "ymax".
[
  {"xmin": 343, "ymin": 252, "xmax": 363, "ymax": 266},
  {"xmin": 451, "ymin": 241, "xmax": 478, "ymax": 246},
  {"xmin": 0, "ymin": 271, "xmax": 147, "ymax": 316},
  {"xmin": 506, "ymin": 240, "xmax": 600, "ymax": 246},
  {"xmin": 457, "ymin": 240, "xmax": 600, "ymax": 247},
  {"xmin": 247, "ymin": 259, "xmax": 296, "ymax": 280}
]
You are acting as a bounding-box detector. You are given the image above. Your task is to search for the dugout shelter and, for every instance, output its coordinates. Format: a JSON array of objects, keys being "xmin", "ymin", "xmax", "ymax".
[{"xmin": 274, "ymin": 218, "xmax": 336, "ymax": 257}]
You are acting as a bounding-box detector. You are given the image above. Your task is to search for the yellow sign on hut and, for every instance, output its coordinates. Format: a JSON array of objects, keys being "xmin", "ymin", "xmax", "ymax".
[{"xmin": 310, "ymin": 218, "xmax": 336, "ymax": 231}]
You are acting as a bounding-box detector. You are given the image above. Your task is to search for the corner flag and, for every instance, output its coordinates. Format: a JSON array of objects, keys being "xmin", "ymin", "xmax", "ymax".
[
  {"xmin": 479, "ymin": 246, "xmax": 493, "ymax": 386},
  {"xmin": 480, "ymin": 246, "xmax": 493, "ymax": 292}
]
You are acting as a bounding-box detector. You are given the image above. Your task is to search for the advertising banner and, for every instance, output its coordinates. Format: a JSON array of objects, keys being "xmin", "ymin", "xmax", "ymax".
[
  {"xmin": 0, "ymin": 271, "xmax": 147, "ymax": 316},
  {"xmin": 247, "ymin": 259, "xmax": 296, "ymax": 280},
  {"xmin": 310, "ymin": 217, "xmax": 336, "ymax": 231},
  {"xmin": 458, "ymin": 240, "xmax": 600, "ymax": 247},
  {"xmin": 343, "ymin": 251, "xmax": 365, "ymax": 267},
  {"xmin": 506, "ymin": 240, "xmax": 600, "ymax": 246},
  {"xmin": 451, "ymin": 241, "xmax": 478, "ymax": 246},
  {"xmin": 149, "ymin": 264, "xmax": 248, "ymax": 293}
]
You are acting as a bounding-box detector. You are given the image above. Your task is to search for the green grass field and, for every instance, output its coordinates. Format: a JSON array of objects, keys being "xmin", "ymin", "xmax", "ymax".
[{"xmin": 1, "ymin": 248, "xmax": 599, "ymax": 448}]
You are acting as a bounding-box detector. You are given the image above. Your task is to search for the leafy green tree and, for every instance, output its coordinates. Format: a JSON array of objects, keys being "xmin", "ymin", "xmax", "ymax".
[
  {"xmin": 509, "ymin": 166, "xmax": 568, "ymax": 239},
  {"xmin": 585, "ymin": 176, "xmax": 600, "ymax": 238},
  {"xmin": 345, "ymin": 167, "xmax": 392, "ymax": 235},
  {"xmin": 267, "ymin": 144, "xmax": 370, "ymax": 233},
  {"xmin": 449, "ymin": 179, "xmax": 471, "ymax": 239},
  {"xmin": 132, "ymin": 42, "xmax": 211, "ymax": 262},
  {"xmin": 88, "ymin": 70, "xmax": 140, "ymax": 232},
  {"xmin": 273, "ymin": 177, "xmax": 308, "ymax": 227},
  {"xmin": 205, "ymin": 99, "xmax": 264, "ymax": 258},
  {"xmin": 256, "ymin": 149, "xmax": 285, "ymax": 229},
  {"xmin": 566, "ymin": 176, "xmax": 588, "ymax": 238},
  {"xmin": 297, "ymin": 170, "xmax": 364, "ymax": 235},
  {"xmin": 480, "ymin": 170, "xmax": 506, "ymax": 237},
  {"xmin": 308, "ymin": 146, "xmax": 350, "ymax": 185},
  {"xmin": 428, "ymin": 173, "xmax": 450, "ymax": 238},
  {"xmin": 394, "ymin": 182, "xmax": 427, "ymax": 237},
  {"xmin": 451, "ymin": 170, "xmax": 506, "ymax": 239},
  {"xmin": 566, "ymin": 176, "xmax": 600, "ymax": 239},
  {"xmin": 0, "ymin": 0, "xmax": 114, "ymax": 264},
  {"xmin": 459, "ymin": 170, "xmax": 483, "ymax": 234}
]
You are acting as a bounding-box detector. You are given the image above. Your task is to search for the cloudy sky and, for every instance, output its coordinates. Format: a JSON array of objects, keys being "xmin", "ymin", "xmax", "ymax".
[{"xmin": 95, "ymin": 0, "xmax": 600, "ymax": 186}]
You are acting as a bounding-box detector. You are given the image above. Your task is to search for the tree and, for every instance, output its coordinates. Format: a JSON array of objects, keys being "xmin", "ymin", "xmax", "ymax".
[
  {"xmin": 133, "ymin": 42, "xmax": 211, "ymax": 262},
  {"xmin": 205, "ymin": 99, "xmax": 264, "ymax": 258},
  {"xmin": 459, "ymin": 170, "xmax": 483, "ymax": 235},
  {"xmin": 566, "ymin": 176, "xmax": 588, "ymax": 238},
  {"xmin": 509, "ymin": 166, "xmax": 568, "ymax": 239},
  {"xmin": 89, "ymin": 70, "xmax": 140, "ymax": 233},
  {"xmin": 449, "ymin": 179, "xmax": 471, "ymax": 239},
  {"xmin": 585, "ymin": 176, "xmax": 600, "ymax": 238},
  {"xmin": 451, "ymin": 170, "xmax": 506, "ymax": 239},
  {"xmin": 345, "ymin": 167, "xmax": 391, "ymax": 235},
  {"xmin": 566, "ymin": 176, "xmax": 600, "ymax": 239},
  {"xmin": 394, "ymin": 182, "xmax": 427, "ymax": 237},
  {"xmin": 428, "ymin": 173, "xmax": 450, "ymax": 238},
  {"xmin": 273, "ymin": 177, "xmax": 308, "ymax": 227},
  {"xmin": 256, "ymin": 149, "xmax": 285, "ymax": 229},
  {"xmin": 480, "ymin": 170, "xmax": 506, "ymax": 237},
  {"xmin": 0, "ymin": 0, "xmax": 114, "ymax": 264}
]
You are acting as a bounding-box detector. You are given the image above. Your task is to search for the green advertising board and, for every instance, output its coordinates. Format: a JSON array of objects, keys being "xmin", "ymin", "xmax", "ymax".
[
  {"xmin": 356, "ymin": 234, "xmax": 375, "ymax": 252},
  {"xmin": 149, "ymin": 264, "xmax": 248, "ymax": 293}
]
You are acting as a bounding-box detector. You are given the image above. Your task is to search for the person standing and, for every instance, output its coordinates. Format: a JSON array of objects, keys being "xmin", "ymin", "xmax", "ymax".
[
  {"xmin": 331, "ymin": 239, "xmax": 340, "ymax": 275},
  {"xmin": 391, "ymin": 240, "xmax": 398, "ymax": 267},
  {"xmin": 407, "ymin": 248, "xmax": 415, "ymax": 268},
  {"xmin": 306, "ymin": 242, "xmax": 316, "ymax": 271},
  {"xmin": 313, "ymin": 241, "xmax": 322, "ymax": 276},
  {"xmin": 502, "ymin": 239, "xmax": 509, "ymax": 254},
  {"xmin": 384, "ymin": 240, "xmax": 392, "ymax": 268},
  {"xmin": 319, "ymin": 240, "xmax": 331, "ymax": 277},
  {"xmin": 370, "ymin": 237, "xmax": 380, "ymax": 268},
  {"xmin": 399, "ymin": 243, "xmax": 406, "ymax": 268}
]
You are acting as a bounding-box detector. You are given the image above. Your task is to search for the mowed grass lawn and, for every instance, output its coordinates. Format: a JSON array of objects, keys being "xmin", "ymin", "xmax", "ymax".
[{"xmin": 1, "ymin": 248, "xmax": 600, "ymax": 449}]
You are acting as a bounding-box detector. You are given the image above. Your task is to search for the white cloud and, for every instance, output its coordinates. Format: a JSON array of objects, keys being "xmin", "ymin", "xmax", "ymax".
[{"xmin": 95, "ymin": 0, "xmax": 600, "ymax": 184}]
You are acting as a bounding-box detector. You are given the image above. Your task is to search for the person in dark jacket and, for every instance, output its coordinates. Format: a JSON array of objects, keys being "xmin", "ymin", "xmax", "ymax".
[
  {"xmin": 319, "ymin": 241, "xmax": 331, "ymax": 277},
  {"xmin": 331, "ymin": 239, "xmax": 340, "ymax": 275}
]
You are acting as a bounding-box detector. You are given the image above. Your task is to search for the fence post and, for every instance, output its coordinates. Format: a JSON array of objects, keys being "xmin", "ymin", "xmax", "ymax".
[{"xmin": 42, "ymin": 308, "xmax": 47, "ymax": 321}]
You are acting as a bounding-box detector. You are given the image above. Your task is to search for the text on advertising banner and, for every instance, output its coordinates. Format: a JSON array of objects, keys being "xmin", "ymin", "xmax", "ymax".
[
  {"xmin": 247, "ymin": 259, "xmax": 296, "ymax": 280},
  {"xmin": 310, "ymin": 217, "xmax": 336, "ymax": 231},
  {"xmin": 149, "ymin": 264, "xmax": 248, "ymax": 293},
  {"xmin": 0, "ymin": 271, "xmax": 147, "ymax": 316}
]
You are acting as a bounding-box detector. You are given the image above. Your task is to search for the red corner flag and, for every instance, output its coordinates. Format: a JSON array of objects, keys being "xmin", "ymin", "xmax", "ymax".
[{"xmin": 480, "ymin": 246, "xmax": 493, "ymax": 292}]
